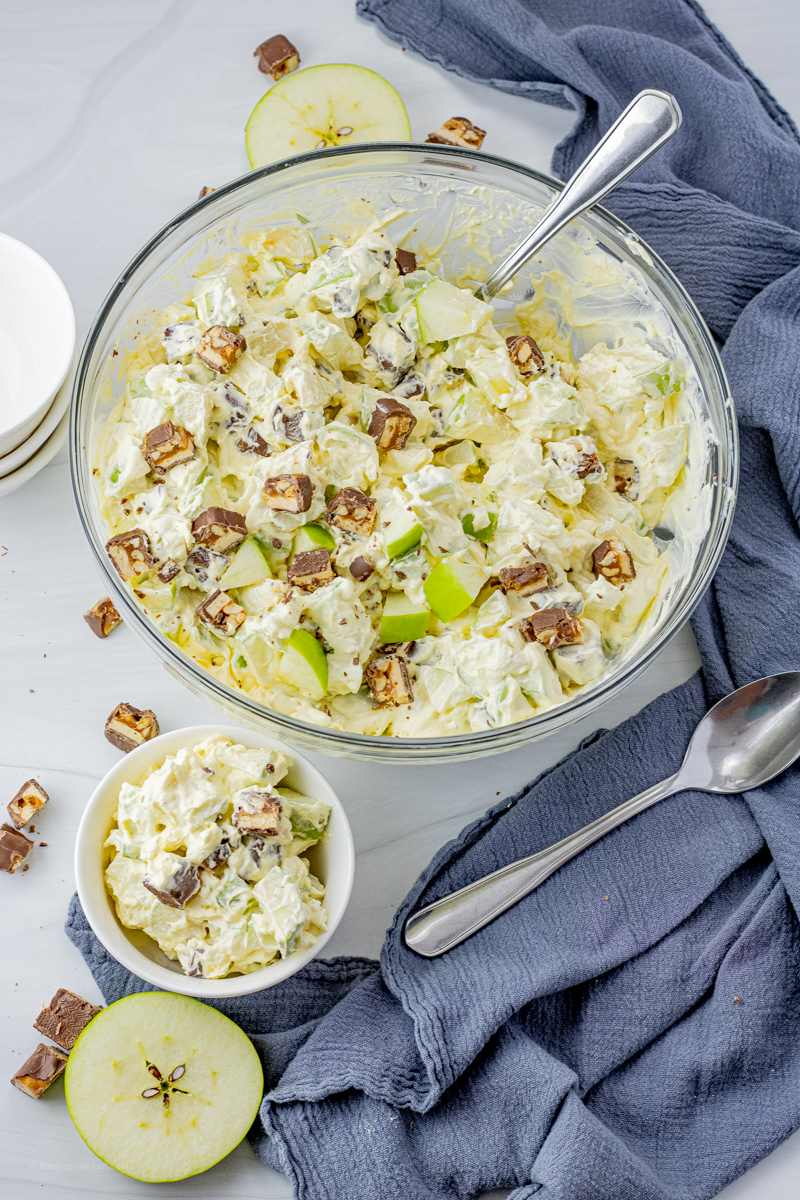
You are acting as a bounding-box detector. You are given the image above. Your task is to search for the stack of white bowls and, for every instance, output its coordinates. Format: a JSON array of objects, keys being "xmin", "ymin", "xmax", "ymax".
[{"xmin": 0, "ymin": 232, "xmax": 76, "ymax": 498}]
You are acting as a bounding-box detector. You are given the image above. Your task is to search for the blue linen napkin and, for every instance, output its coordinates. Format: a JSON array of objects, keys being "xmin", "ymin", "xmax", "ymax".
[{"xmin": 67, "ymin": 2, "xmax": 800, "ymax": 1195}]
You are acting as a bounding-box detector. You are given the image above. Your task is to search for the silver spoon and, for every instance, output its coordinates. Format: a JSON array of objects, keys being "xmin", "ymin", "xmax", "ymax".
[
  {"xmin": 405, "ymin": 672, "xmax": 800, "ymax": 958},
  {"xmin": 475, "ymin": 88, "xmax": 682, "ymax": 301}
]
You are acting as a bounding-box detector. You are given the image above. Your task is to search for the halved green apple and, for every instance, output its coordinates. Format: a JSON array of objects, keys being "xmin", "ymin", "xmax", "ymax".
[
  {"xmin": 380, "ymin": 592, "xmax": 430, "ymax": 642},
  {"xmin": 219, "ymin": 536, "xmax": 272, "ymax": 590},
  {"xmin": 64, "ymin": 992, "xmax": 263, "ymax": 1183},
  {"xmin": 424, "ymin": 557, "xmax": 486, "ymax": 623},
  {"xmin": 415, "ymin": 279, "xmax": 493, "ymax": 343},
  {"xmin": 246, "ymin": 64, "xmax": 411, "ymax": 169},
  {"xmin": 277, "ymin": 628, "xmax": 329, "ymax": 699},
  {"xmin": 293, "ymin": 523, "xmax": 336, "ymax": 554}
]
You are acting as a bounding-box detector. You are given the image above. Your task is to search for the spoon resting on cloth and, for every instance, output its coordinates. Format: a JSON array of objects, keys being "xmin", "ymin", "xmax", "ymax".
[
  {"xmin": 474, "ymin": 88, "xmax": 682, "ymax": 301},
  {"xmin": 405, "ymin": 672, "xmax": 800, "ymax": 958}
]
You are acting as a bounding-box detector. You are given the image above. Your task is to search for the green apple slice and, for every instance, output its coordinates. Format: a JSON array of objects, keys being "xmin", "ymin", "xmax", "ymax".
[
  {"xmin": 246, "ymin": 64, "xmax": 411, "ymax": 169},
  {"xmin": 380, "ymin": 592, "xmax": 430, "ymax": 642},
  {"xmin": 293, "ymin": 523, "xmax": 336, "ymax": 554},
  {"xmin": 219, "ymin": 536, "xmax": 272, "ymax": 590},
  {"xmin": 461, "ymin": 510, "xmax": 498, "ymax": 543},
  {"xmin": 383, "ymin": 504, "xmax": 423, "ymax": 559},
  {"xmin": 277, "ymin": 628, "xmax": 329, "ymax": 699},
  {"xmin": 424, "ymin": 557, "xmax": 486, "ymax": 623},
  {"xmin": 64, "ymin": 992, "xmax": 263, "ymax": 1183},
  {"xmin": 415, "ymin": 279, "xmax": 493, "ymax": 343}
]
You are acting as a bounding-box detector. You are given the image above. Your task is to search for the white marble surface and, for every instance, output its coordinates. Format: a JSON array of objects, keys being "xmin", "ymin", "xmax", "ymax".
[{"xmin": 1, "ymin": 2, "xmax": 799, "ymax": 1197}]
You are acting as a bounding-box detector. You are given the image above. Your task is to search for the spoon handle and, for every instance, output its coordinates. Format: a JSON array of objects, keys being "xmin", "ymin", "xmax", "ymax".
[
  {"xmin": 478, "ymin": 89, "xmax": 682, "ymax": 300},
  {"xmin": 404, "ymin": 771, "xmax": 682, "ymax": 958}
]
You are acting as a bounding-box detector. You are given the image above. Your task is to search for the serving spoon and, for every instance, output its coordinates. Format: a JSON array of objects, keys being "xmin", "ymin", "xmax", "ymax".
[
  {"xmin": 405, "ymin": 672, "xmax": 800, "ymax": 957},
  {"xmin": 474, "ymin": 88, "xmax": 682, "ymax": 301}
]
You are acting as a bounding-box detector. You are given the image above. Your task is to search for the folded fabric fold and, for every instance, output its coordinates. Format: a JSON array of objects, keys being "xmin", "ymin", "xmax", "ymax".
[{"xmin": 67, "ymin": 2, "xmax": 800, "ymax": 1196}]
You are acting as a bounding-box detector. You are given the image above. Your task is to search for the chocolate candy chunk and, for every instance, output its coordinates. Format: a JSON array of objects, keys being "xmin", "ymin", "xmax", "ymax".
[
  {"xmin": 613, "ymin": 458, "xmax": 640, "ymax": 500},
  {"xmin": 245, "ymin": 835, "xmax": 282, "ymax": 873},
  {"xmin": 233, "ymin": 789, "xmax": 283, "ymax": 837},
  {"xmin": 238, "ymin": 427, "xmax": 271, "ymax": 457},
  {"xmin": 395, "ymin": 370, "xmax": 425, "ymax": 400},
  {"xmin": 33, "ymin": 989, "xmax": 102, "ymax": 1051},
  {"xmin": 592, "ymin": 539, "xmax": 636, "ymax": 584},
  {"xmin": 519, "ymin": 608, "xmax": 584, "ymax": 650},
  {"xmin": 0, "ymin": 823, "xmax": 34, "ymax": 873},
  {"xmin": 367, "ymin": 396, "xmax": 417, "ymax": 451},
  {"xmin": 8, "ymin": 780, "xmax": 49, "ymax": 830},
  {"xmin": 219, "ymin": 381, "xmax": 251, "ymax": 430},
  {"xmin": 202, "ymin": 839, "xmax": 232, "ymax": 873},
  {"xmin": 196, "ymin": 589, "xmax": 246, "ymax": 636},
  {"xmin": 426, "ymin": 116, "xmax": 486, "ymax": 149},
  {"xmin": 263, "ymin": 473, "xmax": 313, "ymax": 513},
  {"xmin": 195, "ymin": 324, "xmax": 246, "ymax": 373},
  {"xmin": 105, "ymin": 528, "xmax": 156, "ymax": 582},
  {"xmin": 506, "ymin": 334, "xmax": 544, "ymax": 376},
  {"xmin": 142, "ymin": 421, "xmax": 195, "ymax": 474},
  {"xmin": 83, "ymin": 596, "xmax": 122, "ymax": 639},
  {"xmin": 282, "ymin": 410, "xmax": 306, "ymax": 443},
  {"xmin": 143, "ymin": 859, "xmax": 200, "ymax": 909},
  {"xmin": 185, "ymin": 546, "xmax": 228, "ymax": 587},
  {"xmin": 499, "ymin": 561, "xmax": 549, "ymax": 597},
  {"xmin": 157, "ymin": 559, "xmax": 181, "ymax": 584},
  {"xmin": 575, "ymin": 444, "xmax": 603, "ymax": 480},
  {"xmin": 105, "ymin": 703, "xmax": 160, "ymax": 753},
  {"xmin": 395, "ymin": 248, "xmax": 417, "ymax": 276},
  {"xmin": 12, "ymin": 1043, "xmax": 68, "ymax": 1098},
  {"xmin": 191, "ymin": 507, "xmax": 248, "ymax": 553},
  {"xmin": 349, "ymin": 555, "xmax": 375, "ymax": 582},
  {"xmin": 198, "ymin": 185, "xmax": 215, "ymax": 199},
  {"xmin": 365, "ymin": 655, "xmax": 414, "ymax": 706},
  {"xmin": 254, "ymin": 33, "xmax": 300, "ymax": 80},
  {"xmin": 287, "ymin": 548, "xmax": 335, "ymax": 591},
  {"xmin": 325, "ymin": 487, "xmax": 376, "ymax": 537}
]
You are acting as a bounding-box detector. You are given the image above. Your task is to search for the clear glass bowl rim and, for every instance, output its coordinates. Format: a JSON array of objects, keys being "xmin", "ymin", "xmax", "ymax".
[{"xmin": 70, "ymin": 141, "xmax": 738, "ymax": 762}]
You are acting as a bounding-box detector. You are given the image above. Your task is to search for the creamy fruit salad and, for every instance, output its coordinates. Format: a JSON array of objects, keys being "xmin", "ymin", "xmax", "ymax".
[
  {"xmin": 96, "ymin": 228, "xmax": 690, "ymax": 737},
  {"xmin": 104, "ymin": 735, "xmax": 330, "ymax": 978}
]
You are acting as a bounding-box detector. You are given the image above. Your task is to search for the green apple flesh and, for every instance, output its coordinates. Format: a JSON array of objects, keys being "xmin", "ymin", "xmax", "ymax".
[
  {"xmin": 415, "ymin": 279, "xmax": 493, "ymax": 343},
  {"xmin": 277, "ymin": 628, "xmax": 329, "ymax": 699},
  {"xmin": 64, "ymin": 992, "xmax": 263, "ymax": 1183},
  {"xmin": 424, "ymin": 558, "xmax": 486, "ymax": 623},
  {"xmin": 294, "ymin": 523, "xmax": 336, "ymax": 553},
  {"xmin": 246, "ymin": 64, "xmax": 411, "ymax": 169},
  {"xmin": 380, "ymin": 592, "xmax": 430, "ymax": 642},
  {"xmin": 383, "ymin": 505, "xmax": 423, "ymax": 559},
  {"xmin": 219, "ymin": 536, "xmax": 272, "ymax": 590},
  {"xmin": 461, "ymin": 511, "xmax": 497, "ymax": 542}
]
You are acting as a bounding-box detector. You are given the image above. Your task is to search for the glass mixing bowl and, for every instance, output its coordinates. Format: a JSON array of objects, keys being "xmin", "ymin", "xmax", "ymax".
[{"xmin": 70, "ymin": 144, "xmax": 737, "ymax": 763}]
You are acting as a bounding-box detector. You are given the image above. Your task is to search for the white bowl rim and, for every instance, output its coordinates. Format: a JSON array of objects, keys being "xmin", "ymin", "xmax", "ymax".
[
  {"xmin": 75, "ymin": 723, "xmax": 355, "ymax": 998},
  {"xmin": 0, "ymin": 231, "xmax": 76, "ymax": 445},
  {"xmin": 0, "ymin": 347, "xmax": 76, "ymax": 477}
]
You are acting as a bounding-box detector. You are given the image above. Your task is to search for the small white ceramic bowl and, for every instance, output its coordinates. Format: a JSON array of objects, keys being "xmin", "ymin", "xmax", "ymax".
[
  {"xmin": 0, "ymin": 232, "xmax": 75, "ymax": 457},
  {"xmin": 75, "ymin": 724, "xmax": 355, "ymax": 998}
]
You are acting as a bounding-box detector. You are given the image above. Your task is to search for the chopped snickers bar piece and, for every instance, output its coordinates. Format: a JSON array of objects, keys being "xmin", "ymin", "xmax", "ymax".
[
  {"xmin": 592, "ymin": 539, "xmax": 636, "ymax": 584},
  {"xmin": 104, "ymin": 703, "xmax": 160, "ymax": 753},
  {"xmin": 233, "ymin": 789, "xmax": 283, "ymax": 837},
  {"xmin": 282, "ymin": 410, "xmax": 306, "ymax": 443},
  {"xmin": 263, "ymin": 473, "xmax": 313, "ymax": 513},
  {"xmin": 142, "ymin": 858, "xmax": 200, "ymax": 909},
  {"xmin": 506, "ymin": 334, "xmax": 545, "ymax": 376},
  {"xmin": 519, "ymin": 607, "xmax": 584, "ymax": 650},
  {"xmin": 426, "ymin": 116, "xmax": 486, "ymax": 149},
  {"xmin": 395, "ymin": 370, "xmax": 425, "ymax": 399},
  {"xmin": 395, "ymin": 248, "xmax": 417, "ymax": 276},
  {"xmin": 7, "ymin": 779, "xmax": 49, "ymax": 830},
  {"xmin": 196, "ymin": 589, "xmax": 246, "ymax": 636},
  {"xmin": 254, "ymin": 33, "xmax": 300, "ymax": 80},
  {"xmin": 191, "ymin": 507, "xmax": 248, "ymax": 553},
  {"xmin": 105, "ymin": 528, "xmax": 156, "ymax": 582},
  {"xmin": 367, "ymin": 396, "xmax": 417, "ymax": 451},
  {"xmin": 83, "ymin": 596, "xmax": 122, "ymax": 639},
  {"xmin": 238, "ymin": 427, "xmax": 271, "ymax": 457},
  {"xmin": 185, "ymin": 546, "xmax": 228, "ymax": 587},
  {"xmin": 198, "ymin": 185, "xmax": 215, "ymax": 199},
  {"xmin": 195, "ymin": 324, "xmax": 246, "ymax": 373},
  {"xmin": 202, "ymin": 839, "xmax": 232, "ymax": 873},
  {"xmin": 157, "ymin": 559, "xmax": 181, "ymax": 584},
  {"xmin": 499, "ymin": 561, "xmax": 549, "ymax": 597},
  {"xmin": 142, "ymin": 421, "xmax": 195, "ymax": 475},
  {"xmin": 287, "ymin": 548, "xmax": 335, "ymax": 591},
  {"xmin": 349, "ymin": 555, "xmax": 375, "ymax": 582},
  {"xmin": 0, "ymin": 823, "xmax": 34, "ymax": 873},
  {"xmin": 325, "ymin": 487, "xmax": 376, "ymax": 537},
  {"xmin": 33, "ymin": 989, "xmax": 102, "ymax": 1051},
  {"xmin": 12, "ymin": 1043, "xmax": 68, "ymax": 1098},
  {"xmin": 365, "ymin": 655, "xmax": 414, "ymax": 706},
  {"xmin": 613, "ymin": 458, "xmax": 640, "ymax": 500},
  {"xmin": 576, "ymin": 443, "xmax": 603, "ymax": 480}
]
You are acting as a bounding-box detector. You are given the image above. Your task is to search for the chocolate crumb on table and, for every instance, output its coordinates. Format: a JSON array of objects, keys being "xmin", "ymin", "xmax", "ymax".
[
  {"xmin": 104, "ymin": 703, "xmax": 160, "ymax": 753},
  {"xmin": 426, "ymin": 116, "xmax": 486, "ymax": 149},
  {"xmin": 0, "ymin": 824, "xmax": 34, "ymax": 873},
  {"xmin": 254, "ymin": 34, "xmax": 300, "ymax": 80},
  {"xmin": 198, "ymin": 185, "xmax": 215, "ymax": 199},
  {"xmin": 11, "ymin": 1043, "xmax": 68, "ymax": 1099},
  {"xmin": 33, "ymin": 989, "xmax": 102, "ymax": 1050},
  {"xmin": 83, "ymin": 596, "xmax": 122, "ymax": 639},
  {"xmin": 7, "ymin": 779, "xmax": 49, "ymax": 829}
]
